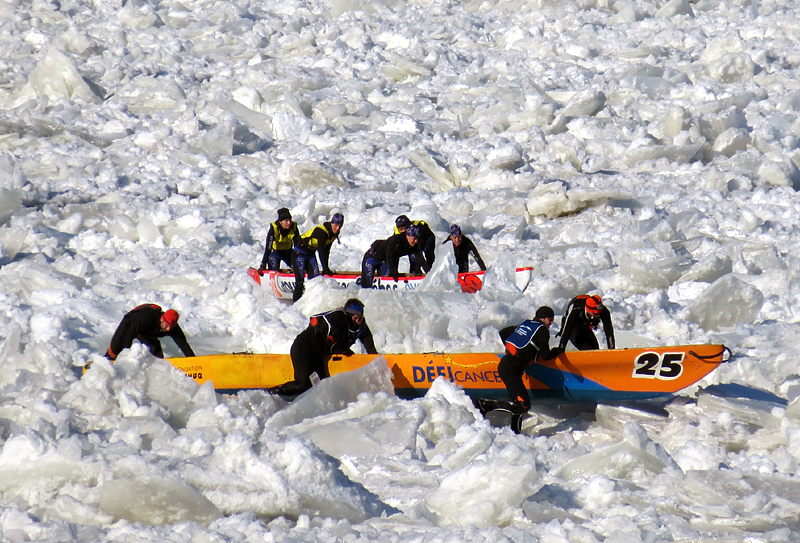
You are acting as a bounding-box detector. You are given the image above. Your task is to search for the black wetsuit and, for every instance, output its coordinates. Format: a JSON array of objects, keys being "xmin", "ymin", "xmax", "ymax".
[
  {"xmin": 558, "ymin": 297, "xmax": 615, "ymax": 350},
  {"xmin": 361, "ymin": 232, "xmax": 431, "ymax": 287},
  {"xmin": 106, "ymin": 304, "xmax": 195, "ymax": 360},
  {"xmin": 270, "ymin": 309, "xmax": 378, "ymax": 396},
  {"xmin": 394, "ymin": 221, "xmax": 435, "ymax": 273},
  {"xmin": 497, "ymin": 318, "xmax": 559, "ymax": 410},
  {"xmin": 442, "ymin": 235, "xmax": 486, "ymax": 273}
]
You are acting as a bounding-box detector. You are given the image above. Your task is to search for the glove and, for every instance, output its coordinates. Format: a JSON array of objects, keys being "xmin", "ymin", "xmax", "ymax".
[{"xmin": 550, "ymin": 347, "xmax": 564, "ymax": 358}]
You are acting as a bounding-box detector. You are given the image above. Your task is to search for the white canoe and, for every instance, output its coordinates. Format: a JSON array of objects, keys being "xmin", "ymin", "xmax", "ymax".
[{"xmin": 247, "ymin": 267, "xmax": 533, "ymax": 299}]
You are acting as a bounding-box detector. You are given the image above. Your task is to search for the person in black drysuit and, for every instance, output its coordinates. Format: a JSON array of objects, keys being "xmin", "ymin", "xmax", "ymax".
[
  {"xmin": 557, "ymin": 295, "xmax": 615, "ymax": 351},
  {"xmin": 360, "ymin": 224, "xmax": 431, "ymax": 288},
  {"xmin": 497, "ymin": 306, "xmax": 562, "ymax": 410},
  {"xmin": 258, "ymin": 207, "xmax": 300, "ymax": 272},
  {"xmin": 475, "ymin": 307, "xmax": 561, "ymax": 433},
  {"xmin": 268, "ymin": 299, "xmax": 378, "ymax": 396},
  {"xmin": 393, "ymin": 215, "xmax": 436, "ymax": 273},
  {"xmin": 291, "ymin": 213, "xmax": 343, "ymax": 302},
  {"xmin": 105, "ymin": 304, "xmax": 195, "ymax": 361},
  {"xmin": 441, "ymin": 224, "xmax": 486, "ymax": 273}
]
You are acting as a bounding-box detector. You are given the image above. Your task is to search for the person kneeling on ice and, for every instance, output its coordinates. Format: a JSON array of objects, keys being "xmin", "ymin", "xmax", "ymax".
[
  {"xmin": 105, "ymin": 304, "xmax": 195, "ymax": 361},
  {"xmin": 442, "ymin": 224, "xmax": 486, "ymax": 273},
  {"xmin": 268, "ymin": 298, "xmax": 378, "ymax": 396},
  {"xmin": 557, "ymin": 294, "xmax": 615, "ymax": 351},
  {"xmin": 488, "ymin": 307, "xmax": 562, "ymax": 433},
  {"xmin": 258, "ymin": 207, "xmax": 300, "ymax": 272},
  {"xmin": 360, "ymin": 224, "xmax": 430, "ymax": 288}
]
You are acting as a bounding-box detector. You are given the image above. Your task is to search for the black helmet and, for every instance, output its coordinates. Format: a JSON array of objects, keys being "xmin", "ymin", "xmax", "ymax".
[
  {"xmin": 277, "ymin": 207, "xmax": 292, "ymax": 222},
  {"xmin": 395, "ymin": 215, "xmax": 411, "ymax": 229}
]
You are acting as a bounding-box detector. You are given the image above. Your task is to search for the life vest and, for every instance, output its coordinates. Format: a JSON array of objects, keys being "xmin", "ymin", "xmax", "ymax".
[
  {"xmin": 504, "ymin": 319, "xmax": 544, "ymax": 356},
  {"xmin": 394, "ymin": 219, "xmax": 428, "ymax": 235},
  {"xmin": 299, "ymin": 224, "xmax": 335, "ymax": 251},
  {"xmin": 309, "ymin": 310, "xmax": 343, "ymax": 346},
  {"xmin": 271, "ymin": 221, "xmax": 298, "ymax": 251}
]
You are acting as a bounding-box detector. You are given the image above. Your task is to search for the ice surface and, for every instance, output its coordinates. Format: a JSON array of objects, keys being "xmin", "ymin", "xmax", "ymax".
[
  {"xmin": 684, "ymin": 274, "xmax": 764, "ymax": 330},
  {"xmin": 98, "ymin": 477, "xmax": 222, "ymax": 526},
  {"xmin": 554, "ymin": 423, "xmax": 673, "ymax": 482},
  {"xmin": 425, "ymin": 442, "xmax": 538, "ymax": 528},
  {"xmin": 3, "ymin": 0, "xmax": 800, "ymax": 539},
  {"xmin": 562, "ymin": 90, "xmax": 607, "ymax": 118},
  {"xmin": 21, "ymin": 47, "xmax": 102, "ymax": 105},
  {"xmin": 267, "ymin": 357, "xmax": 395, "ymax": 430},
  {"xmin": 655, "ymin": 0, "xmax": 694, "ymax": 18},
  {"xmin": 0, "ymin": 190, "xmax": 22, "ymax": 226}
]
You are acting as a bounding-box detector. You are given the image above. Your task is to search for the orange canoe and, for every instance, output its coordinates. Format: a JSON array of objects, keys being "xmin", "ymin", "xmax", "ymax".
[{"xmin": 169, "ymin": 344, "xmax": 730, "ymax": 402}]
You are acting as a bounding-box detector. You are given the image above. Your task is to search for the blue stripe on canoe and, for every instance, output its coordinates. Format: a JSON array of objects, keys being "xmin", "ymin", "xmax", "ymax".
[
  {"xmin": 395, "ymin": 386, "xmax": 670, "ymax": 403},
  {"xmin": 525, "ymin": 364, "xmax": 612, "ymax": 392}
]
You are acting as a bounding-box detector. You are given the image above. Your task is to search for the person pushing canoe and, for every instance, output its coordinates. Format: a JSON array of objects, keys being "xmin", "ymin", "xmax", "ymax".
[
  {"xmin": 498, "ymin": 306, "xmax": 562, "ymax": 408},
  {"xmin": 393, "ymin": 215, "xmax": 435, "ymax": 273},
  {"xmin": 291, "ymin": 212, "xmax": 344, "ymax": 302},
  {"xmin": 105, "ymin": 304, "xmax": 195, "ymax": 361},
  {"xmin": 476, "ymin": 306, "xmax": 562, "ymax": 433},
  {"xmin": 360, "ymin": 224, "xmax": 431, "ymax": 288},
  {"xmin": 557, "ymin": 294, "xmax": 615, "ymax": 350},
  {"xmin": 268, "ymin": 298, "xmax": 378, "ymax": 396},
  {"xmin": 442, "ymin": 224, "xmax": 486, "ymax": 273}
]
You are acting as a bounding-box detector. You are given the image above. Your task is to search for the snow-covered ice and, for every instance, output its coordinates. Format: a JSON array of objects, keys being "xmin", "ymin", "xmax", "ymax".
[{"xmin": 2, "ymin": 0, "xmax": 800, "ymax": 539}]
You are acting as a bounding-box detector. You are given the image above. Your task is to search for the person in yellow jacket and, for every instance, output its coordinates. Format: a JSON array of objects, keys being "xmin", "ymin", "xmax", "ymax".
[
  {"xmin": 291, "ymin": 213, "xmax": 344, "ymax": 302},
  {"xmin": 258, "ymin": 207, "xmax": 300, "ymax": 271}
]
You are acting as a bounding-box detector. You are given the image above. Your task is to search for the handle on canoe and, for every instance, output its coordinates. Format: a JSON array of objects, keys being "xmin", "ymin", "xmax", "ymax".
[
  {"xmin": 689, "ymin": 345, "xmax": 732, "ymax": 363},
  {"xmin": 247, "ymin": 267, "xmax": 263, "ymax": 286}
]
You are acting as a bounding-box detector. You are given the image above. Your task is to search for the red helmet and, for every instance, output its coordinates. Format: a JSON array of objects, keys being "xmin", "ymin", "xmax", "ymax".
[
  {"xmin": 585, "ymin": 296, "xmax": 603, "ymax": 316},
  {"xmin": 162, "ymin": 309, "xmax": 179, "ymax": 327}
]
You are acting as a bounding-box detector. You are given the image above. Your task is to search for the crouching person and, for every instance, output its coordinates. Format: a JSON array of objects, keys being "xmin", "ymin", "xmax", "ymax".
[
  {"xmin": 105, "ymin": 304, "xmax": 195, "ymax": 361},
  {"xmin": 268, "ymin": 299, "xmax": 378, "ymax": 396}
]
